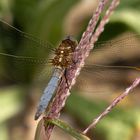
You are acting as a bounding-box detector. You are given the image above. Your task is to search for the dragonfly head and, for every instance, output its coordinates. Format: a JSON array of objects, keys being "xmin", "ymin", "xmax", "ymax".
[{"xmin": 62, "ymin": 35, "xmax": 78, "ymax": 52}]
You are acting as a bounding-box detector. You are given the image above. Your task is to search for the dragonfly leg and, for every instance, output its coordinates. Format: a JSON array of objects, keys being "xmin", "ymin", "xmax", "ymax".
[
  {"xmin": 64, "ymin": 69, "xmax": 70, "ymax": 88},
  {"xmin": 63, "ymin": 59, "xmax": 78, "ymax": 88},
  {"xmin": 58, "ymin": 72, "xmax": 69, "ymax": 88},
  {"xmin": 72, "ymin": 58, "xmax": 78, "ymax": 64}
]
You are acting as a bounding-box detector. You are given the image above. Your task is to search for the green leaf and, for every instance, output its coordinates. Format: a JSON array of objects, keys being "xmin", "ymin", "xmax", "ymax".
[
  {"xmin": 46, "ymin": 118, "xmax": 90, "ymax": 140},
  {"xmin": 34, "ymin": 119, "xmax": 47, "ymax": 140}
]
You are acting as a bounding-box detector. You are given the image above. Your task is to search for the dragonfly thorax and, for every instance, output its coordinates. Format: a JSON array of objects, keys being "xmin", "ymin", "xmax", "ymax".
[{"xmin": 51, "ymin": 37, "xmax": 78, "ymax": 68}]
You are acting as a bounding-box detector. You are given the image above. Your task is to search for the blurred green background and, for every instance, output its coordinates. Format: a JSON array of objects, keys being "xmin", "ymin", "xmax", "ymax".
[{"xmin": 0, "ymin": 0, "xmax": 140, "ymax": 140}]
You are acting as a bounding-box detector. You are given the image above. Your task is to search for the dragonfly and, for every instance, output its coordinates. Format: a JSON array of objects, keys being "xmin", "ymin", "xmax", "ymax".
[
  {"xmin": 35, "ymin": 36, "xmax": 77, "ymax": 120},
  {"xmin": 0, "ymin": 19, "xmax": 140, "ymax": 120}
]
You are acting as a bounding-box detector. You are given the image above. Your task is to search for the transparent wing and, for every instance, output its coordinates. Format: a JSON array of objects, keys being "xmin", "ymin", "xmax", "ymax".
[
  {"xmin": 0, "ymin": 19, "xmax": 54, "ymax": 50},
  {"xmin": 0, "ymin": 19, "xmax": 57, "ymax": 85},
  {"xmin": 0, "ymin": 19, "xmax": 140, "ymax": 99},
  {"xmin": 0, "ymin": 52, "xmax": 53, "ymax": 86},
  {"xmin": 73, "ymin": 32, "xmax": 140, "ymax": 99}
]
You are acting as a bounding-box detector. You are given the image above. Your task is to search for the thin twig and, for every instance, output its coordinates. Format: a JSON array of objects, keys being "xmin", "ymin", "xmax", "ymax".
[
  {"xmin": 83, "ymin": 77, "xmax": 140, "ymax": 134},
  {"xmin": 90, "ymin": 0, "xmax": 120, "ymax": 45}
]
